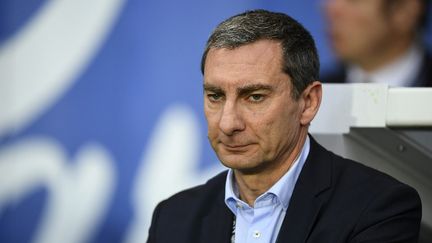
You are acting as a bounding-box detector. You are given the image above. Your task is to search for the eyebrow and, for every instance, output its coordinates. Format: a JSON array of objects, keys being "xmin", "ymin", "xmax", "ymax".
[
  {"xmin": 203, "ymin": 83, "xmax": 224, "ymax": 93},
  {"xmin": 236, "ymin": 84, "xmax": 273, "ymax": 96},
  {"xmin": 203, "ymin": 83, "xmax": 274, "ymax": 95}
]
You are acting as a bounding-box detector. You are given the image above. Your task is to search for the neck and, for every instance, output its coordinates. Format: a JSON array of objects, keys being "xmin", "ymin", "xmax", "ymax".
[
  {"xmin": 357, "ymin": 36, "xmax": 416, "ymax": 72},
  {"xmin": 234, "ymin": 130, "xmax": 308, "ymax": 206}
]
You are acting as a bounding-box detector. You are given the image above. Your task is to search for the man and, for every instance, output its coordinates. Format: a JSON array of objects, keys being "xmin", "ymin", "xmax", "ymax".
[
  {"xmin": 147, "ymin": 10, "xmax": 421, "ymax": 243},
  {"xmin": 322, "ymin": 0, "xmax": 432, "ymax": 87}
]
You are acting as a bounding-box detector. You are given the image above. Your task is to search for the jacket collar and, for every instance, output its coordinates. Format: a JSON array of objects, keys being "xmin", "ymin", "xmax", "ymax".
[{"xmin": 276, "ymin": 136, "xmax": 333, "ymax": 243}]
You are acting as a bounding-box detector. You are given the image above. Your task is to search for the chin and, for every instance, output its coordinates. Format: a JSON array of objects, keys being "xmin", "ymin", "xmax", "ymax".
[
  {"xmin": 219, "ymin": 155, "xmax": 266, "ymax": 174},
  {"xmin": 219, "ymin": 154, "xmax": 253, "ymax": 168},
  {"xmin": 228, "ymin": 163, "xmax": 267, "ymax": 175}
]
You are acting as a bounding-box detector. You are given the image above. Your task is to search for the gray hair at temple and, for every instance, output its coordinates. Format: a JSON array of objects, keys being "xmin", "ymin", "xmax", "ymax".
[{"xmin": 200, "ymin": 9, "xmax": 320, "ymax": 99}]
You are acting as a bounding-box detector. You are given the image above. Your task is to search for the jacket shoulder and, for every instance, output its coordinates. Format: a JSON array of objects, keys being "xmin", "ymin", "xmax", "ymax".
[
  {"xmin": 161, "ymin": 170, "xmax": 227, "ymax": 206},
  {"xmin": 329, "ymin": 150, "xmax": 411, "ymax": 191},
  {"xmin": 147, "ymin": 171, "xmax": 229, "ymax": 243},
  {"xmin": 304, "ymin": 140, "xmax": 421, "ymax": 242},
  {"xmin": 330, "ymin": 153, "xmax": 421, "ymax": 241}
]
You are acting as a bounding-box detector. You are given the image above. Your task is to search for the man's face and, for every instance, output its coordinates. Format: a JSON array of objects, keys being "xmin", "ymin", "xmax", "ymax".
[
  {"xmin": 323, "ymin": 0, "xmax": 396, "ymax": 64},
  {"xmin": 203, "ymin": 40, "xmax": 304, "ymax": 174}
]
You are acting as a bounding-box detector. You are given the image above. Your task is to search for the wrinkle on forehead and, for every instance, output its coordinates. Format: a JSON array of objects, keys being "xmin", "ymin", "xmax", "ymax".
[
  {"xmin": 203, "ymin": 40, "xmax": 286, "ymax": 87},
  {"xmin": 205, "ymin": 40, "xmax": 283, "ymax": 69}
]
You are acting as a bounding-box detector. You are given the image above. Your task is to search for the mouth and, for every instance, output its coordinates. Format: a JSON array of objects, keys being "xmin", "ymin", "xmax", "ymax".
[{"xmin": 220, "ymin": 143, "xmax": 252, "ymax": 152}]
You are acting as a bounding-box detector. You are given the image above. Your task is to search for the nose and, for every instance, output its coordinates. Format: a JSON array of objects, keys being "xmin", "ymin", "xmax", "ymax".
[{"xmin": 218, "ymin": 101, "xmax": 245, "ymax": 136}]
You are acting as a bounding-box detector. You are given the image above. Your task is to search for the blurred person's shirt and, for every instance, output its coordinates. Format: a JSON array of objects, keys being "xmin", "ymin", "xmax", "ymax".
[
  {"xmin": 346, "ymin": 43, "xmax": 423, "ymax": 87},
  {"xmin": 322, "ymin": 42, "xmax": 432, "ymax": 87}
]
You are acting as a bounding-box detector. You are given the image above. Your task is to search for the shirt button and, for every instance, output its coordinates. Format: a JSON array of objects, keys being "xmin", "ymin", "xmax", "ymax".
[{"xmin": 253, "ymin": 230, "xmax": 261, "ymax": 238}]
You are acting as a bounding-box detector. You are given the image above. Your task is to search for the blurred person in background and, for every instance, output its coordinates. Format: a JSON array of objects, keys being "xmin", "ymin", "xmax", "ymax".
[{"xmin": 321, "ymin": 0, "xmax": 432, "ymax": 87}]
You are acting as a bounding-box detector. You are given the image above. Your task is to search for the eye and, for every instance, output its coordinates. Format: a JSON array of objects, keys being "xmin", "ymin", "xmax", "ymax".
[
  {"xmin": 207, "ymin": 93, "xmax": 223, "ymax": 102},
  {"xmin": 248, "ymin": 94, "xmax": 264, "ymax": 102}
]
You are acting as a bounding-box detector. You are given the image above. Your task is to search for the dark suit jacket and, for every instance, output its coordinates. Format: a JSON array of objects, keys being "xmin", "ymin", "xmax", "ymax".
[
  {"xmin": 147, "ymin": 137, "xmax": 422, "ymax": 243},
  {"xmin": 321, "ymin": 50, "xmax": 432, "ymax": 87}
]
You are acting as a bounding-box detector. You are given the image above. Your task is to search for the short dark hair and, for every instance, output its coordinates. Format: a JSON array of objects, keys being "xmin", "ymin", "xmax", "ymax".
[{"xmin": 201, "ymin": 9, "xmax": 320, "ymax": 99}]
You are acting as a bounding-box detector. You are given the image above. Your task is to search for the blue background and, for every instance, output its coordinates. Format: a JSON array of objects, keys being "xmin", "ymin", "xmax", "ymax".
[{"xmin": 0, "ymin": 0, "xmax": 431, "ymax": 242}]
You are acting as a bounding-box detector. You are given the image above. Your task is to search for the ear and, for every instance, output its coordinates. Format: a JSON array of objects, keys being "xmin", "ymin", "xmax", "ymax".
[{"xmin": 300, "ymin": 81, "xmax": 322, "ymax": 126}]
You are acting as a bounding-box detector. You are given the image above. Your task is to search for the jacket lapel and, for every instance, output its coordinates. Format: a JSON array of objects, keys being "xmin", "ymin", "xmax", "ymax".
[
  {"xmin": 199, "ymin": 175, "xmax": 234, "ymax": 243},
  {"xmin": 276, "ymin": 136, "xmax": 333, "ymax": 243}
]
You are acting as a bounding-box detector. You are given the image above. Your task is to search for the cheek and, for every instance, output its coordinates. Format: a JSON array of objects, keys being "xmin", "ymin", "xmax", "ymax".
[
  {"xmin": 206, "ymin": 118, "xmax": 217, "ymax": 137},
  {"xmin": 204, "ymin": 110, "xmax": 219, "ymax": 138},
  {"xmin": 351, "ymin": 9, "xmax": 389, "ymax": 42},
  {"xmin": 252, "ymin": 107, "xmax": 299, "ymax": 141}
]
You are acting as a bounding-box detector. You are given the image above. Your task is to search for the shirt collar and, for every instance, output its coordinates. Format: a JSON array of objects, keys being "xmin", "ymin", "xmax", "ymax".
[
  {"xmin": 347, "ymin": 42, "xmax": 423, "ymax": 87},
  {"xmin": 224, "ymin": 136, "xmax": 310, "ymax": 213}
]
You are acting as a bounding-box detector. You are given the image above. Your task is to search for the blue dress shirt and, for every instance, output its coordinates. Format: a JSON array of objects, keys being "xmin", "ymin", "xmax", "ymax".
[{"xmin": 224, "ymin": 136, "xmax": 310, "ymax": 243}]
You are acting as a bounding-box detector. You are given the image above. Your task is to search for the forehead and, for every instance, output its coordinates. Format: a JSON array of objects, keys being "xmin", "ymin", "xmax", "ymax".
[{"xmin": 203, "ymin": 40, "xmax": 288, "ymax": 87}]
